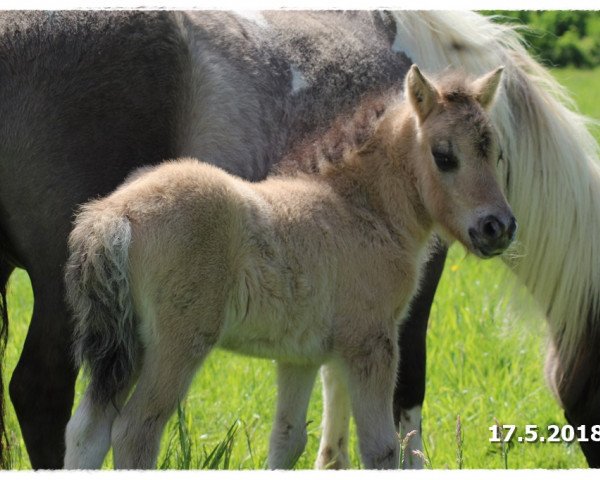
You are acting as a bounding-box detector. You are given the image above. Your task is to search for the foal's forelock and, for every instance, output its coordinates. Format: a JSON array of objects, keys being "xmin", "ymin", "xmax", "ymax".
[
  {"xmin": 420, "ymin": 75, "xmax": 500, "ymax": 167},
  {"xmin": 440, "ymin": 99, "xmax": 496, "ymax": 160}
]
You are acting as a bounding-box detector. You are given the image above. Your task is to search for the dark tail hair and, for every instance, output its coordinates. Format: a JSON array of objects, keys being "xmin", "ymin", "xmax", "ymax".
[{"xmin": 65, "ymin": 208, "xmax": 137, "ymax": 406}]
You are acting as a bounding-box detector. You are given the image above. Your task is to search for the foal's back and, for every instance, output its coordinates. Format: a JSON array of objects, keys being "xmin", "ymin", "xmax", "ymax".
[{"xmin": 99, "ymin": 157, "xmax": 410, "ymax": 365}]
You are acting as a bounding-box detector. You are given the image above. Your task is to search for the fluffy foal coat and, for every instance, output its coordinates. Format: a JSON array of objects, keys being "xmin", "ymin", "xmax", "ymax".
[{"xmin": 64, "ymin": 66, "xmax": 514, "ymax": 470}]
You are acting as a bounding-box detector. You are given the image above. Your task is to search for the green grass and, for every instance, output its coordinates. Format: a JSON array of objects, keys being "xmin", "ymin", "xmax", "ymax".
[
  {"xmin": 2, "ymin": 67, "xmax": 599, "ymax": 470},
  {"xmin": 553, "ymin": 67, "xmax": 600, "ymax": 121}
]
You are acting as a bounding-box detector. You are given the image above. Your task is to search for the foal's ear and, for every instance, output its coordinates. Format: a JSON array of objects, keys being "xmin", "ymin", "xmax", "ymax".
[
  {"xmin": 472, "ymin": 66, "xmax": 504, "ymax": 110},
  {"xmin": 406, "ymin": 65, "xmax": 439, "ymax": 123}
]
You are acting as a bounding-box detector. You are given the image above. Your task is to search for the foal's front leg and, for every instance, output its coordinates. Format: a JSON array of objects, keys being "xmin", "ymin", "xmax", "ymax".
[
  {"xmin": 344, "ymin": 331, "xmax": 399, "ymax": 469},
  {"xmin": 268, "ymin": 362, "xmax": 318, "ymax": 469}
]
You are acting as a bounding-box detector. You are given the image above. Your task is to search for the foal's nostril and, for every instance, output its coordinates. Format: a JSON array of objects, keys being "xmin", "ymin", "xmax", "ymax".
[
  {"xmin": 472, "ymin": 214, "xmax": 515, "ymax": 257},
  {"xmin": 482, "ymin": 215, "xmax": 503, "ymax": 240},
  {"xmin": 507, "ymin": 216, "xmax": 517, "ymax": 239}
]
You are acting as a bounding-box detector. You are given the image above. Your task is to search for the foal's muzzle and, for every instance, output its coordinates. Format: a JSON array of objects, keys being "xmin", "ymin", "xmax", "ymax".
[{"xmin": 469, "ymin": 214, "xmax": 517, "ymax": 258}]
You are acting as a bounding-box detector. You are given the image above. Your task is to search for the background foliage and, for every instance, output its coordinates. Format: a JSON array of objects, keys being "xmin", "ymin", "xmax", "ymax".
[{"xmin": 483, "ymin": 11, "xmax": 600, "ymax": 68}]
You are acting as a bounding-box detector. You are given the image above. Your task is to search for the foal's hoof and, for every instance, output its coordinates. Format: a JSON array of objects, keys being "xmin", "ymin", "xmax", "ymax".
[{"xmin": 315, "ymin": 446, "xmax": 350, "ymax": 469}]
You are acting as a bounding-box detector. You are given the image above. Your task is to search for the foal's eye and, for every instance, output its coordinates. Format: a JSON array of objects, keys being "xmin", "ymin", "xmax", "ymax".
[{"xmin": 433, "ymin": 151, "xmax": 458, "ymax": 172}]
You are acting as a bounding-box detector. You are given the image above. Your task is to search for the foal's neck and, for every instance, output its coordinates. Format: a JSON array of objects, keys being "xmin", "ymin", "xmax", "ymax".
[{"xmin": 325, "ymin": 104, "xmax": 433, "ymax": 245}]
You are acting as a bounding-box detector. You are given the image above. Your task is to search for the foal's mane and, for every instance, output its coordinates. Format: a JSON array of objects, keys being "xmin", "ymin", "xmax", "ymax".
[
  {"xmin": 275, "ymin": 87, "xmax": 401, "ymax": 176},
  {"xmin": 276, "ymin": 71, "xmax": 490, "ymax": 179}
]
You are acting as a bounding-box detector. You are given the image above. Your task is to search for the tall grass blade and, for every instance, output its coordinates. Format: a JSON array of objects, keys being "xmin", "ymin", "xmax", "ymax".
[
  {"xmin": 456, "ymin": 414, "xmax": 463, "ymax": 469},
  {"xmin": 201, "ymin": 420, "xmax": 239, "ymax": 469},
  {"xmin": 176, "ymin": 402, "xmax": 193, "ymax": 469}
]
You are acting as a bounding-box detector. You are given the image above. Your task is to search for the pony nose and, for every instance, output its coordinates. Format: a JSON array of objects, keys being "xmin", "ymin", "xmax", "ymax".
[
  {"xmin": 470, "ymin": 214, "xmax": 517, "ymax": 257},
  {"xmin": 480, "ymin": 214, "xmax": 517, "ymax": 243},
  {"xmin": 481, "ymin": 215, "xmax": 504, "ymax": 241}
]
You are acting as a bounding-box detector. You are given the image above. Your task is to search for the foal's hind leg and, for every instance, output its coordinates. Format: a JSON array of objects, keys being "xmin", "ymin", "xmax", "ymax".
[
  {"xmin": 111, "ymin": 335, "xmax": 214, "ymax": 469},
  {"xmin": 64, "ymin": 374, "xmax": 138, "ymax": 469},
  {"xmin": 268, "ymin": 362, "xmax": 318, "ymax": 469},
  {"xmin": 315, "ymin": 361, "xmax": 351, "ymax": 469}
]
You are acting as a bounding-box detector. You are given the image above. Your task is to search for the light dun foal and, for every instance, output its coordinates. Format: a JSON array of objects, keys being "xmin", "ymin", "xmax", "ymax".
[{"xmin": 64, "ymin": 65, "xmax": 515, "ymax": 470}]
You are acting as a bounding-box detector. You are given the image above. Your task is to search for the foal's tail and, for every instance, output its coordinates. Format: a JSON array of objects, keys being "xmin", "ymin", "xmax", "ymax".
[{"xmin": 65, "ymin": 206, "xmax": 137, "ymax": 405}]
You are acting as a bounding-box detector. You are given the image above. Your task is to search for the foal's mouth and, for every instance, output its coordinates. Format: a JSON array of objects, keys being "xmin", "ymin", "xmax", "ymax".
[
  {"xmin": 471, "ymin": 243, "xmax": 508, "ymax": 259},
  {"xmin": 468, "ymin": 231, "xmax": 514, "ymax": 259}
]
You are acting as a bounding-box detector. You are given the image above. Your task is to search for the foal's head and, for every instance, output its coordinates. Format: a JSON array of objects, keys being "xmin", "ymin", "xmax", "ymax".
[{"xmin": 405, "ymin": 65, "xmax": 516, "ymax": 258}]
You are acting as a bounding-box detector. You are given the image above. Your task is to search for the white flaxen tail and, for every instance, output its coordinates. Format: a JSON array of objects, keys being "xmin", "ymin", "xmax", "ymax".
[
  {"xmin": 391, "ymin": 11, "xmax": 600, "ymax": 375},
  {"xmin": 65, "ymin": 205, "xmax": 137, "ymax": 406}
]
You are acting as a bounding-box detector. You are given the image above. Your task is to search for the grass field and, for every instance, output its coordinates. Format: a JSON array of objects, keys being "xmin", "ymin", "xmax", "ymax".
[{"xmin": 2, "ymin": 67, "xmax": 600, "ymax": 470}]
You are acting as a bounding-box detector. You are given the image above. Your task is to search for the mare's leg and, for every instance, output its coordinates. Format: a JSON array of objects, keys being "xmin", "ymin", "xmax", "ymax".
[
  {"xmin": 344, "ymin": 330, "xmax": 399, "ymax": 469},
  {"xmin": 9, "ymin": 267, "xmax": 78, "ymax": 469},
  {"xmin": 394, "ymin": 242, "xmax": 447, "ymax": 469},
  {"xmin": 315, "ymin": 361, "xmax": 351, "ymax": 469},
  {"xmin": 111, "ymin": 335, "xmax": 213, "ymax": 469},
  {"xmin": 268, "ymin": 362, "xmax": 318, "ymax": 469},
  {"xmin": 0, "ymin": 258, "xmax": 15, "ymax": 468},
  {"xmin": 64, "ymin": 372, "xmax": 138, "ymax": 469},
  {"xmin": 545, "ymin": 330, "xmax": 600, "ymax": 467}
]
